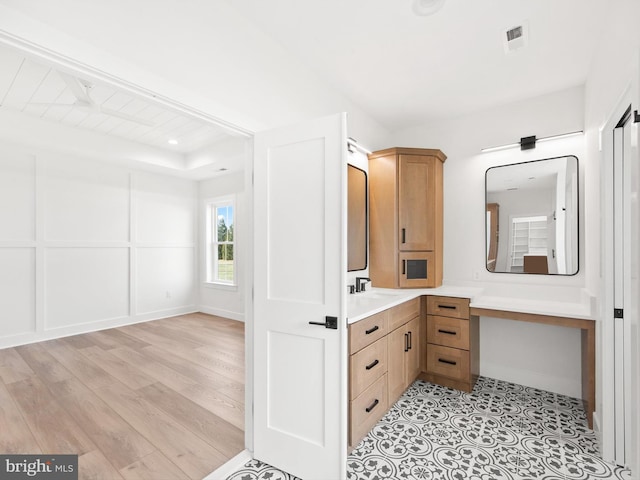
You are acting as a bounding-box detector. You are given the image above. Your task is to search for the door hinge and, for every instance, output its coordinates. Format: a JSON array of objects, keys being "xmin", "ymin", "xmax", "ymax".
[
  {"xmin": 614, "ymin": 308, "xmax": 624, "ymax": 318},
  {"xmin": 634, "ymin": 110, "xmax": 640, "ymax": 123}
]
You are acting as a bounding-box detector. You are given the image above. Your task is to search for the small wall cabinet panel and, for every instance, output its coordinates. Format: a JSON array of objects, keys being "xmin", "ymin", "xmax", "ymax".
[
  {"xmin": 369, "ymin": 147, "xmax": 446, "ymax": 288},
  {"xmin": 398, "ymin": 251, "xmax": 435, "ymax": 288}
]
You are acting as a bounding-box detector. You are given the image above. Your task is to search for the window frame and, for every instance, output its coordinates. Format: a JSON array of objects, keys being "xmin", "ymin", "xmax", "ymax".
[{"xmin": 205, "ymin": 196, "xmax": 237, "ymax": 286}]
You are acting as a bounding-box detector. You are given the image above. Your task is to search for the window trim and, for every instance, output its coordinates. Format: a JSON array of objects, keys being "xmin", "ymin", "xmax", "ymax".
[{"xmin": 205, "ymin": 196, "xmax": 237, "ymax": 286}]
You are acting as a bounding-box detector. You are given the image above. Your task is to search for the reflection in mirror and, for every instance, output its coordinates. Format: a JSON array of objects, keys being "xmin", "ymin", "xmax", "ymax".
[
  {"xmin": 485, "ymin": 156, "xmax": 579, "ymax": 275},
  {"xmin": 347, "ymin": 164, "xmax": 368, "ymax": 271}
]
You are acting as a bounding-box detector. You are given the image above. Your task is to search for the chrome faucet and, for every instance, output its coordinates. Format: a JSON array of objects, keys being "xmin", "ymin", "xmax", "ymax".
[{"xmin": 355, "ymin": 277, "xmax": 371, "ymax": 293}]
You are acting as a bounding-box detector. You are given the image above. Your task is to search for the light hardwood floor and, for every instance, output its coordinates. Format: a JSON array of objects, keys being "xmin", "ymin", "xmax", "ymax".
[{"xmin": 0, "ymin": 313, "xmax": 245, "ymax": 480}]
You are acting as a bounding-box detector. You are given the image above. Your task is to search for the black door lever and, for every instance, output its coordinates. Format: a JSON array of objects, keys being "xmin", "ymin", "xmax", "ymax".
[{"xmin": 309, "ymin": 316, "xmax": 338, "ymax": 329}]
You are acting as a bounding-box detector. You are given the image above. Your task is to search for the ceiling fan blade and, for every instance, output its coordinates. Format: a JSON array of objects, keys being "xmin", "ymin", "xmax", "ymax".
[
  {"xmin": 100, "ymin": 106, "xmax": 155, "ymax": 127},
  {"xmin": 58, "ymin": 72, "xmax": 93, "ymax": 104}
]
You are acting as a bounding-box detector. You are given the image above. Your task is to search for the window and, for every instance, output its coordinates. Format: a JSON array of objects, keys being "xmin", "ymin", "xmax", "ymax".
[{"xmin": 207, "ymin": 198, "xmax": 235, "ymax": 285}]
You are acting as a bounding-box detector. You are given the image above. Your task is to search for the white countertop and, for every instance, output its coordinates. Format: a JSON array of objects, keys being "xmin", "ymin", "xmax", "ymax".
[{"xmin": 347, "ymin": 286, "xmax": 595, "ymax": 324}]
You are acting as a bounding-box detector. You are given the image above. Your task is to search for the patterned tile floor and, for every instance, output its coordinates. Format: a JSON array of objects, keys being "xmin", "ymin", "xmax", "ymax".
[{"xmin": 227, "ymin": 377, "xmax": 632, "ymax": 480}]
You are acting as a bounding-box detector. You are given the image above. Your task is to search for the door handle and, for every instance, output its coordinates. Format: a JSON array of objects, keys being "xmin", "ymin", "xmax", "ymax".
[
  {"xmin": 438, "ymin": 358, "xmax": 457, "ymax": 366},
  {"xmin": 309, "ymin": 316, "xmax": 338, "ymax": 329},
  {"xmin": 365, "ymin": 399, "xmax": 379, "ymax": 413},
  {"xmin": 404, "ymin": 333, "xmax": 409, "ymax": 352},
  {"xmin": 438, "ymin": 329, "xmax": 457, "ymax": 335},
  {"xmin": 365, "ymin": 359, "xmax": 379, "ymax": 370},
  {"xmin": 408, "ymin": 331, "xmax": 412, "ymax": 350}
]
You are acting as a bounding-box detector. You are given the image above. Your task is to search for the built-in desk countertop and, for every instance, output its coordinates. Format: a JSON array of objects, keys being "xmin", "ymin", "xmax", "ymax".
[{"xmin": 347, "ymin": 286, "xmax": 596, "ymax": 428}]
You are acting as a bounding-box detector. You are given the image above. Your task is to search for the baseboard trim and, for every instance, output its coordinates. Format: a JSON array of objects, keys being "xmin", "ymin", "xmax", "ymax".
[
  {"xmin": 0, "ymin": 306, "xmax": 199, "ymax": 349},
  {"xmin": 203, "ymin": 449, "xmax": 252, "ymax": 480},
  {"xmin": 198, "ymin": 305, "xmax": 245, "ymax": 322}
]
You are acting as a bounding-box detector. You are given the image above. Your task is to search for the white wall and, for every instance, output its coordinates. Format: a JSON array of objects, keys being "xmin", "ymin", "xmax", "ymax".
[
  {"xmin": 199, "ymin": 171, "xmax": 246, "ymax": 321},
  {"xmin": 391, "ymin": 86, "xmax": 587, "ymax": 397},
  {"xmin": 0, "ymin": 143, "xmax": 198, "ymax": 348}
]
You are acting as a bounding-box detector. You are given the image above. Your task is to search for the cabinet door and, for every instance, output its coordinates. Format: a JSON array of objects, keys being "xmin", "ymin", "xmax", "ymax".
[
  {"xmin": 398, "ymin": 155, "xmax": 436, "ymax": 251},
  {"xmin": 405, "ymin": 316, "xmax": 420, "ymax": 384},
  {"xmin": 399, "ymin": 251, "xmax": 436, "ymax": 288},
  {"xmin": 387, "ymin": 326, "xmax": 408, "ymax": 404}
]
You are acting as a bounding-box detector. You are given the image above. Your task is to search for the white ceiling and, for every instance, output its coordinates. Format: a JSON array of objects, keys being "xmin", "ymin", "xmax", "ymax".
[
  {"xmin": 0, "ymin": 43, "xmax": 238, "ymax": 155},
  {"xmin": 227, "ymin": 0, "xmax": 607, "ymax": 131}
]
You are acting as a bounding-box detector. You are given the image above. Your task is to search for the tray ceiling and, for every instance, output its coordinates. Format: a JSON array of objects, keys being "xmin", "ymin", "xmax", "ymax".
[{"xmin": 0, "ymin": 44, "xmax": 237, "ymax": 155}]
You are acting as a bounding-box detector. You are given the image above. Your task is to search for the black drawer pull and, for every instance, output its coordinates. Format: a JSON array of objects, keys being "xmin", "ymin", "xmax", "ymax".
[
  {"xmin": 402, "ymin": 260, "xmax": 406, "ymax": 275},
  {"xmin": 404, "ymin": 333, "xmax": 409, "ymax": 352},
  {"xmin": 438, "ymin": 304, "xmax": 456, "ymax": 310},
  {"xmin": 438, "ymin": 329, "xmax": 457, "ymax": 335},
  {"xmin": 365, "ymin": 325, "xmax": 379, "ymax": 335},
  {"xmin": 408, "ymin": 331, "xmax": 412, "ymax": 350},
  {"xmin": 402, "ymin": 228, "xmax": 406, "ymax": 244},
  {"xmin": 438, "ymin": 358, "xmax": 457, "ymax": 366},
  {"xmin": 365, "ymin": 359, "xmax": 379, "ymax": 370},
  {"xmin": 365, "ymin": 399, "xmax": 379, "ymax": 413}
]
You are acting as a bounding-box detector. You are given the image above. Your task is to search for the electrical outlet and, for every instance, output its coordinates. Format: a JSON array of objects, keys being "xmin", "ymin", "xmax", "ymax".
[{"xmin": 472, "ymin": 270, "xmax": 481, "ymax": 281}]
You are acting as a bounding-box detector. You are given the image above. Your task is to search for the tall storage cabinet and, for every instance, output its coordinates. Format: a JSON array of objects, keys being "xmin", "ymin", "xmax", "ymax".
[{"xmin": 369, "ymin": 148, "xmax": 446, "ymax": 288}]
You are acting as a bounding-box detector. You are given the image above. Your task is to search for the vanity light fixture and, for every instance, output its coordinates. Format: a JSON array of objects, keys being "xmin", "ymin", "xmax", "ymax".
[
  {"xmin": 481, "ymin": 130, "xmax": 584, "ymax": 153},
  {"xmin": 168, "ymin": 138, "xmax": 179, "ymax": 145}
]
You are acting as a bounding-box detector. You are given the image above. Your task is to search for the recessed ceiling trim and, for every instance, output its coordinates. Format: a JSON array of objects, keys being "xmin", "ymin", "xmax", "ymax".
[{"xmin": 0, "ymin": 29, "xmax": 253, "ymax": 138}]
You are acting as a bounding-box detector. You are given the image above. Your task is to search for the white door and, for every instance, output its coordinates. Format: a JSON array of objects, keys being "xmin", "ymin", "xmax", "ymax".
[
  {"xmin": 601, "ymin": 92, "xmax": 639, "ymax": 473},
  {"xmin": 253, "ymin": 113, "xmax": 348, "ymax": 480}
]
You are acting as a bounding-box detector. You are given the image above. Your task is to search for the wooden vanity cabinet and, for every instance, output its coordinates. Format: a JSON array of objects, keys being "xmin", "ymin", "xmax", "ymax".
[
  {"xmin": 387, "ymin": 315, "xmax": 420, "ymax": 404},
  {"xmin": 348, "ymin": 297, "xmax": 421, "ymax": 448},
  {"xmin": 424, "ymin": 296, "xmax": 479, "ymax": 392},
  {"xmin": 368, "ymin": 147, "xmax": 446, "ymax": 288}
]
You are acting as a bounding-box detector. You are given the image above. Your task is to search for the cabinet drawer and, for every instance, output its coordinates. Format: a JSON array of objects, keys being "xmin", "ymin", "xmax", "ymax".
[
  {"xmin": 350, "ymin": 310, "xmax": 388, "ymax": 353},
  {"xmin": 426, "ymin": 344, "xmax": 470, "ymax": 382},
  {"xmin": 427, "ymin": 315, "xmax": 469, "ymax": 350},
  {"xmin": 350, "ymin": 373, "xmax": 388, "ymax": 446},
  {"xmin": 427, "ymin": 296, "xmax": 469, "ymax": 319},
  {"xmin": 350, "ymin": 337, "xmax": 388, "ymax": 400},
  {"xmin": 388, "ymin": 297, "xmax": 421, "ymax": 331}
]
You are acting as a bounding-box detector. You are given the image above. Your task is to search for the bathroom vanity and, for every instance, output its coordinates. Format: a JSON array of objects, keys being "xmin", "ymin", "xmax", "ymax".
[{"xmin": 347, "ymin": 288, "xmax": 596, "ymax": 448}]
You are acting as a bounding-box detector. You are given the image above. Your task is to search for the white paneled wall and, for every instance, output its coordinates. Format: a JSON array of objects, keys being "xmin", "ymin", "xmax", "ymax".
[{"xmin": 0, "ymin": 146, "xmax": 198, "ymax": 348}]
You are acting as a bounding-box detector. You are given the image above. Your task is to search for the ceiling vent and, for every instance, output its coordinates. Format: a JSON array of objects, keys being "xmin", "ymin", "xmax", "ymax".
[{"xmin": 503, "ymin": 22, "xmax": 529, "ymax": 54}]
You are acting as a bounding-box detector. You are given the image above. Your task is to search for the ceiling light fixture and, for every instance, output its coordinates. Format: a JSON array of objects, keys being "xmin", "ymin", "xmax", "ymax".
[
  {"xmin": 168, "ymin": 139, "xmax": 178, "ymax": 145},
  {"xmin": 412, "ymin": 0, "xmax": 446, "ymax": 16}
]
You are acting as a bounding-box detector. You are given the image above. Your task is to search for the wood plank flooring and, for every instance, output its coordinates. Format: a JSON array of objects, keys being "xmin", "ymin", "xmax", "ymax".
[{"xmin": 0, "ymin": 313, "xmax": 245, "ymax": 480}]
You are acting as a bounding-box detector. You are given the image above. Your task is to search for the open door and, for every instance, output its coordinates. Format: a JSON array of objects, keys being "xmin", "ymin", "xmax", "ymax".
[{"xmin": 253, "ymin": 113, "xmax": 348, "ymax": 479}]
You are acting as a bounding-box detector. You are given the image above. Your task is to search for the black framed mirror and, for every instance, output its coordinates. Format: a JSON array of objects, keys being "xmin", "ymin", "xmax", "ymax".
[
  {"xmin": 485, "ymin": 155, "xmax": 579, "ymax": 275},
  {"xmin": 347, "ymin": 164, "xmax": 368, "ymax": 271}
]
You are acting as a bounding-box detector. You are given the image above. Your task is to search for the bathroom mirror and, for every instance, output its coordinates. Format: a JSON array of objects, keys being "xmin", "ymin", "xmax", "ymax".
[
  {"xmin": 485, "ymin": 155, "xmax": 579, "ymax": 275},
  {"xmin": 348, "ymin": 164, "xmax": 368, "ymax": 271}
]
